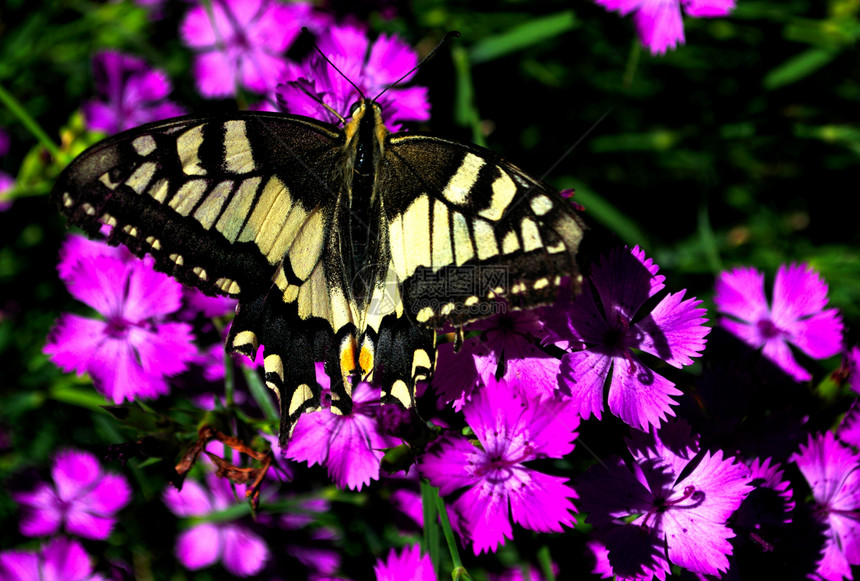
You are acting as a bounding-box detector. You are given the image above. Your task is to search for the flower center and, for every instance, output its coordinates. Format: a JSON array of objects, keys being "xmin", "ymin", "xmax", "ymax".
[
  {"xmin": 105, "ymin": 316, "xmax": 132, "ymax": 339},
  {"xmin": 602, "ymin": 312, "xmax": 630, "ymax": 349},
  {"xmin": 474, "ymin": 444, "xmax": 535, "ymax": 479},
  {"xmin": 640, "ymin": 485, "xmax": 704, "ymax": 532},
  {"xmin": 756, "ymin": 318, "xmax": 783, "ymax": 340}
]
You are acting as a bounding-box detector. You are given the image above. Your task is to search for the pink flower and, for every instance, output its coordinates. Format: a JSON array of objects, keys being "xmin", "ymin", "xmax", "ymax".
[
  {"xmin": 557, "ymin": 245, "xmax": 709, "ymax": 430},
  {"xmin": 286, "ymin": 366, "xmax": 399, "ymax": 491},
  {"xmin": 374, "ymin": 544, "xmax": 434, "ymax": 581},
  {"xmin": 277, "ymin": 23, "xmax": 430, "ymax": 129},
  {"xmin": 714, "ymin": 263, "xmax": 843, "ymax": 382},
  {"xmin": 596, "ymin": 0, "xmax": 737, "ymax": 55},
  {"xmin": 13, "ymin": 449, "xmax": 131, "ymax": 540},
  {"xmin": 162, "ymin": 472, "xmax": 270, "ymax": 577},
  {"xmin": 793, "ymin": 431, "xmax": 860, "ymax": 580},
  {"xmin": 433, "ymin": 310, "xmax": 565, "ymax": 410},
  {"xmin": 44, "ymin": 236, "xmax": 197, "ymax": 402},
  {"xmin": 180, "ymin": 0, "xmax": 311, "ymax": 97},
  {"xmin": 420, "ymin": 377, "xmax": 579, "ymax": 554},
  {"xmin": 0, "ymin": 537, "xmax": 106, "ymax": 581},
  {"xmin": 82, "ymin": 51, "xmax": 184, "ymax": 134},
  {"xmin": 578, "ymin": 421, "xmax": 753, "ymax": 578}
]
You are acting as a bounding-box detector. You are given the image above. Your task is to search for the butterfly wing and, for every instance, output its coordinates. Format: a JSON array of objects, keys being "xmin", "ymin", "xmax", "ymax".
[
  {"xmin": 367, "ymin": 134, "xmax": 585, "ymax": 406},
  {"xmin": 52, "ymin": 112, "xmax": 357, "ymax": 438}
]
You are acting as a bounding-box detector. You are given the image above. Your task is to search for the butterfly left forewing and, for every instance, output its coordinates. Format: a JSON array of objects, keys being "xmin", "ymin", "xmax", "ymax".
[{"xmin": 53, "ymin": 113, "xmax": 348, "ymax": 298}]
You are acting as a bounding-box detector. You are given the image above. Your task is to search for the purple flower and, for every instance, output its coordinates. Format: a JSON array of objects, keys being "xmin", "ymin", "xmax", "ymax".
[
  {"xmin": 0, "ymin": 127, "xmax": 9, "ymax": 157},
  {"xmin": 182, "ymin": 287, "xmax": 237, "ymax": 319},
  {"xmin": 557, "ymin": 245, "xmax": 709, "ymax": 430},
  {"xmin": 838, "ymin": 401, "xmax": 860, "ymax": 450},
  {"xmin": 0, "ymin": 128, "xmax": 14, "ymax": 211},
  {"xmin": 373, "ymin": 544, "xmax": 434, "ymax": 581},
  {"xmin": 44, "ymin": 237, "xmax": 197, "ymax": 402},
  {"xmin": 0, "ymin": 537, "xmax": 107, "ymax": 581},
  {"xmin": 488, "ymin": 564, "xmax": 558, "ymax": 581},
  {"xmin": 180, "ymin": 0, "xmax": 311, "ymax": 98},
  {"xmin": 433, "ymin": 310, "xmax": 565, "ymax": 410},
  {"xmin": 420, "ymin": 377, "xmax": 579, "ymax": 554},
  {"xmin": 55, "ymin": 234, "xmax": 132, "ymax": 280},
  {"xmin": 792, "ymin": 431, "xmax": 860, "ymax": 580},
  {"xmin": 82, "ymin": 51, "xmax": 184, "ymax": 135},
  {"xmin": 163, "ymin": 472, "xmax": 270, "ymax": 577},
  {"xmin": 577, "ymin": 421, "xmax": 753, "ymax": 578},
  {"xmin": 724, "ymin": 457, "xmax": 795, "ymax": 569},
  {"xmin": 714, "ymin": 263, "xmax": 843, "ymax": 382},
  {"xmin": 846, "ymin": 345, "xmax": 860, "ymax": 395},
  {"xmin": 286, "ymin": 365, "xmax": 399, "ymax": 490},
  {"xmin": 277, "ymin": 23, "xmax": 430, "ymax": 129},
  {"xmin": 12, "ymin": 449, "xmax": 131, "ymax": 540},
  {"xmin": 0, "ymin": 171, "xmax": 13, "ymax": 212},
  {"xmin": 596, "ymin": 0, "xmax": 736, "ymax": 55}
]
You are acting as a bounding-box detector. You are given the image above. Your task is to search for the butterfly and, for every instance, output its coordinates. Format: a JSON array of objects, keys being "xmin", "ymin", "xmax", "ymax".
[{"xmin": 52, "ymin": 90, "xmax": 585, "ymax": 445}]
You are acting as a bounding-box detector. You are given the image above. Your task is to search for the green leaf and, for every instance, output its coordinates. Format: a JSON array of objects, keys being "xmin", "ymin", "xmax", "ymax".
[
  {"xmin": 469, "ymin": 11, "xmax": 575, "ymax": 64},
  {"xmin": 763, "ymin": 47, "xmax": 840, "ymax": 89},
  {"xmin": 242, "ymin": 364, "xmax": 279, "ymax": 424}
]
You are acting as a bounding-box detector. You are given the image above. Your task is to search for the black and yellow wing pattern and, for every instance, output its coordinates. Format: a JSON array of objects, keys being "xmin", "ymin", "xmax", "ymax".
[{"xmin": 52, "ymin": 100, "xmax": 585, "ymax": 444}]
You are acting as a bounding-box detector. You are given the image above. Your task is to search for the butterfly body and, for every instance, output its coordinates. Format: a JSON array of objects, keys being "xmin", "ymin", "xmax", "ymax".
[{"xmin": 53, "ymin": 98, "xmax": 585, "ymax": 444}]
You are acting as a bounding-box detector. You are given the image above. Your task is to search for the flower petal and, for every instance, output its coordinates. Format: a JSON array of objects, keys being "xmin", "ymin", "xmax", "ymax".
[
  {"xmin": 176, "ymin": 523, "xmax": 222, "ymax": 570},
  {"xmin": 43, "ymin": 315, "xmax": 106, "ymax": 375},
  {"xmin": 634, "ymin": 289, "xmax": 709, "ymax": 368},
  {"xmin": 14, "ymin": 484, "xmax": 62, "ymax": 537},
  {"xmin": 558, "ymin": 348, "xmax": 612, "ymax": 422},
  {"xmin": 163, "ymin": 479, "xmax": 213, "ymax": 517},
  {"xmin": 684, "ymin": 0, "xmax": 737, "ymax": 18},
  {"xmin": 607, "ymin": 355, "xmax": 681, "ymax": 430},
  {"xmin": 455, "ymin": 483, "xmax": 514, "ymax": 554},
  {"xmin": 40, "ymin": 537, "xmax": 95, "ymax": 581},
  {"xmin": 591, "ymin": 246, "xmax": 665, "ymax": 319},
  {"xmin": 714, "ymin": 266, "xmax": 769, "ymax": 325},
  {"xmin": 509, "ymin": 469, "xmax": 577, "ymax": 533},
  {"xmin": 52, "ymin": 449, "xmax": 100, "ymax": 498},
  {"xmin": 635, "ymin": 0, "xmax": 686, "ymax": 55},
  {"xmin": 221, "ymin": 524, "xmax": 270, "ymax": 577}
]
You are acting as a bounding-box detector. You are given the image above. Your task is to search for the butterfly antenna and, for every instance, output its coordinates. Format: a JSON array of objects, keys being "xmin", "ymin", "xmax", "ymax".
[
  {"xmin": 279, "ymin": 78, "xmax": 347, "ymax": 124},
  {"xmin": 302, "ymin": 27, "xmax": 366, "ymax": 103},
  {"xmin": 374, "ymin": 31, "xmax": 460, "ymax": 102}
]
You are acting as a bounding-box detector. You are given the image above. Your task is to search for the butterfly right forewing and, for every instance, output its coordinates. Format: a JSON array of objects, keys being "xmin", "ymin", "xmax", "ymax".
[{"xmin": 378, "ymin": 133, "xmax": 585, "ymax": 329}]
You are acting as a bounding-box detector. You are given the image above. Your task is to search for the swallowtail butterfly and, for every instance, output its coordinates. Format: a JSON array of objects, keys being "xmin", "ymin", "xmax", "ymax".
[{"xmin": 53, "ymin": 92, "xmax": 585, "ymax": 445}]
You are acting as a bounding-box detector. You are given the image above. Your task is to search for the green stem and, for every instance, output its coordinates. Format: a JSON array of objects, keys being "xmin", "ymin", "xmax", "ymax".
[
  {"xmin": 622, "ymin": 39, "xmax": 642, "ymax": 89},
  {"xmin": 421, "ymin": 479, "xmax": 441, "ymax": 578},
  {"xmin": 242, "ymin": 364, "xmax": 280, "ymax": 424},
  {"xmin": 0, "ymin": 82, "xmax": 61, "ymax": 159},
  {"xmin": 537, "ymin": 545, "xmax": 557, "ymax": 581},
  {"xmin": 452, "ymin": 45, "xmax": 485, "ymax": 148},
  {"xmin": 432, "ymin": 484, "xmax": 471, "ymax": 580}
]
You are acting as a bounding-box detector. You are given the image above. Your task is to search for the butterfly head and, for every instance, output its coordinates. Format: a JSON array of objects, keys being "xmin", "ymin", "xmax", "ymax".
[{"xmin": 344, "ymin": 98, "xmax": 389, "ymax": 174}]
